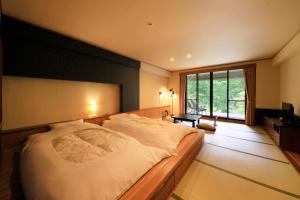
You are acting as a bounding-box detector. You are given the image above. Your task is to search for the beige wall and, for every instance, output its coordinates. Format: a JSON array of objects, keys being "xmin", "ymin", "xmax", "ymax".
[
  {"xmin": 2, "ymin": 76, "xmax": 120, "ymax": 130},
  {"xmin": 168, "ymin": 59, "xmax": 281, "ymax": 115},
  {"xmin": 139, "ymin": 70, "xmax": 170, "ymax": 109},
  {"xmin": 256, "ymin": 60, "xmax": 280, "ymax": 109},
  {"xmin": 274, "ymin": 33, "xmax": 300, "ymax": 115}
]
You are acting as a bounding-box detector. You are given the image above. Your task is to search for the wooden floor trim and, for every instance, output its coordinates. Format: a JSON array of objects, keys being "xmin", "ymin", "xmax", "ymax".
[
  {"xmin": 283, "ymin": 151, "xmax": 300, "ymax": 174},
  {"xmin": 201, "ymin": 116, "xmax": 245, "ymax": 124}
]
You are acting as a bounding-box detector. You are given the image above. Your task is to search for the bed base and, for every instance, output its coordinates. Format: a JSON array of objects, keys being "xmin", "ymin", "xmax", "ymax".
[{"xmin": 121, "ymin": 133, "xmax": 204, "ymax": 200}]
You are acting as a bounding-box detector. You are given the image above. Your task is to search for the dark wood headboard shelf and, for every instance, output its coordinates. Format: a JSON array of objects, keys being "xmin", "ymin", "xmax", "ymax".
[
  {"xmin": 1, "ymin": 125, "xmax": 50, "ymax": 150},
  {"xmin": 1, "ymin": 114, "xmax": 113, "ymax": 150}
]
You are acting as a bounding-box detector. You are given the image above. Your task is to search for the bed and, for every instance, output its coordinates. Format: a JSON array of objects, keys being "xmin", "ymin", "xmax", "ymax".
[
  {"xmin": 0, "ymin": 106, "xmax": 204, "ymax": 200},
  {"xmin": 103, "ymin": 113, "xmax": 198, "ymax": 155}
]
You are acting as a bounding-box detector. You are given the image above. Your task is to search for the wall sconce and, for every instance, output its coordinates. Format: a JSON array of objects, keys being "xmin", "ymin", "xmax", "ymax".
[
  {"xmin": 158, "ymin": 91, "xmax": 164, "ymax": 105},
  {"xmin": 89, "ymin": 100, "xmax": 98, "ymax": 117},
  {"xmin": 159, "ymin": 91, "xmax": 164, "ymax": 97}
]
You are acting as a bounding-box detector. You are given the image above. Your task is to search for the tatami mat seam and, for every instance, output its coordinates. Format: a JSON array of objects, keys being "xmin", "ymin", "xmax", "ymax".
[
  {"xmin": 217, "ymin": 128, "xmax": 267, "ymax": 135},
  {"xmin": 213, "ymin": 133, "xmax": 275, "ymax": 145},
  {"xmin": 205, "ymin": 143, "xmax": 290, "ymax": 164}
]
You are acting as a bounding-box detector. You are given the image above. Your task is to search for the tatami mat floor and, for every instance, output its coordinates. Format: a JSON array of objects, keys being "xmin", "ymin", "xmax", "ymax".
[{"xmin": 171, "ymin": 120, "xmax": 300, "ymax": 200}]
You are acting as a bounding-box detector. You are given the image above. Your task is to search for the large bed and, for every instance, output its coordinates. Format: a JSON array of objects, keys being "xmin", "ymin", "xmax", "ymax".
[{"xmin": 0, "ymin": 106, "xmax": 204, "ymax": 200}]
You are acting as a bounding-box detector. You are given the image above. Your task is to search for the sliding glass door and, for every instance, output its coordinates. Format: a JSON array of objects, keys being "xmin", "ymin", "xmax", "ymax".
[
  {"xmin": 186, "ymin": 74, "xmax": 197, "ymax": 114},
  {"xmin": 213, "ymin": 71, "xmax": 227, "ymax": 118},
  {"xmin": 185, "ymin": 69, "xmax": 246, "ymax": 120},
  {"xmin": 198, "ymin": 73, "xmax": 211, "ymax": 116},
  {"xmin": 228, "ymin": 69, "xmax": 246, "ymax": 120}
]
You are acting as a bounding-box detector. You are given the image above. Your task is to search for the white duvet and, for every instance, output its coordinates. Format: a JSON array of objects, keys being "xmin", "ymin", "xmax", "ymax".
[
  {"xmin": 102, "ymin": 114, "xmax": 199, "ymax": 155},
  {"xmin": 21, "ymin": 122, "xmax": 169, "ymax": 200}
]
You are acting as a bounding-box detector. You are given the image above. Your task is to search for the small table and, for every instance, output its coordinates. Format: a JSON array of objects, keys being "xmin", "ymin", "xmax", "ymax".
[{"xmin": 172, "ymin": 114, "xmax": 201, "ymax": 128}]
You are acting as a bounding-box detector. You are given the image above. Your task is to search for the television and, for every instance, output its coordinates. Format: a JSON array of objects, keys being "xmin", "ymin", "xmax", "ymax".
[{"xmin": 282, "ymin": 102, "xmax": 294, "ymax": 125}]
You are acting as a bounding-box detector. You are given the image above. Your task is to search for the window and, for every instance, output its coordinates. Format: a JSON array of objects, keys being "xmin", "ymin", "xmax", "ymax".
[
  {"xmin": 213, "ymin": 71, "xmax": 227, "ymax": 118},
  {"xmin": 228, "ymin": 70, "xmax": 246, "ymax": 120},
  {"xmin": 198, "ymin": 73, "xmax": 211, "ymax": 116},
  {"xmin": 186, "ymin": 74, "xmax": 197, "ymax": 114},
  {"xmin": 185, "ymin": 69, "xmax": 246, "ymax": 120}
]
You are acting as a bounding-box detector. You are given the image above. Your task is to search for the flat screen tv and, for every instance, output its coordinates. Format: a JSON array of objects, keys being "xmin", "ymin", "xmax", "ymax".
[{"xmin": 282, "ymin": 102, "xmax": 294, "ymax": 125}]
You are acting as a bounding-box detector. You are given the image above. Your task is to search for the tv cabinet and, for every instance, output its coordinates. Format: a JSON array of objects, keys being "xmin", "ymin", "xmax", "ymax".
[
  {"xmin": 263, "ymin": 116, "xmax": 300, "ymax": 173},
  {"xmin": 263, "ymin": 116, "xmax": 300, "ymax": 152}
]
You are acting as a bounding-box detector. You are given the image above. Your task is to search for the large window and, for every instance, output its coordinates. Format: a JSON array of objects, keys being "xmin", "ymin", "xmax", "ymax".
[
  {"xmin": 186, "ymin": 74, "xmax": 197, "ymax": 114},
  {"xmin": 228, "ymin": 70, "xmax": 246, "ymax": 119},
  {"xmin": 198, "ymin": 73, "xmax": 211, "ymax": 116},
  {"xmin": 185, "ymin": 69, "xmax": 246, "ymax": 120},
  {"xmin": 213, "ymin": 71, "xmax": 227, "ymax": 118}
]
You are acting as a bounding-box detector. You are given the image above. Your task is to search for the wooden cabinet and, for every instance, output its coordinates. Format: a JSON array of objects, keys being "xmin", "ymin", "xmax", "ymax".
[
  {"xmin": 263, "ymin": 116, "xmax": 300, "ymax": 153},
  {"xmin": 263, "ymin": 117, "xmax": 280, "ymax": 145},
  {"xmin": 263, "ymin": 116, "xmax": 300, "ymax": 173}
]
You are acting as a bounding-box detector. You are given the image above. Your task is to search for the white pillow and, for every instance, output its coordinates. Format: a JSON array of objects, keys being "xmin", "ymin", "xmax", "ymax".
[{"xmin": 50, "ymin": 119, "xmax": 83, "ymax": 129}]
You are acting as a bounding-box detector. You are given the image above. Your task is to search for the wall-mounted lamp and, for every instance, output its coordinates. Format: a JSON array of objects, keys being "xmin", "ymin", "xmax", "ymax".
[
  {"xmin": 159, "ymin": 91, "xmax": 164, "ymax": 97},
  {"xmin": 158, "ymin": 91, "xmax": 164, "ymax": 105},
  {"xmin": 89, "ymin": 100, "xmax": 98, "ymax": 117}
]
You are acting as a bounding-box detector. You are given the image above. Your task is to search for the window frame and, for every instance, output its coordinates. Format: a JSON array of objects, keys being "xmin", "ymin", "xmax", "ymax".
[{"xmin": 185, "ymin": 69, "xmax": 246, "ymax": 121}]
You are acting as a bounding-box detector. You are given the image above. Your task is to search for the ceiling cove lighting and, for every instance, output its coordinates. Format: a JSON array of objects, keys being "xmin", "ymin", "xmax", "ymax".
[{"xmin": 170, "ymin": 58, "xmax": 174, "ymax": 62}]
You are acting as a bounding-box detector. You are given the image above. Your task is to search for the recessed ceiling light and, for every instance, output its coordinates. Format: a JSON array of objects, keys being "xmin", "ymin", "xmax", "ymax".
[
  {"xmin": 170, "ymin": 58, "xmax": 174, "ymax": 62},
  {"xmin": 187, "ymin": 54, "xmax": 191, "ymax": 58}
]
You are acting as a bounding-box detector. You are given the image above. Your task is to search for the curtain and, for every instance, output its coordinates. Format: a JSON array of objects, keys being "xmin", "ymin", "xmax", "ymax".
[
  {"xmin": 244, "ymin": 66, "xmax": 256, "ymax": 125},
  {"xmin": 179, "ymin": 73, "xmax": 186, "ymax": 115}
]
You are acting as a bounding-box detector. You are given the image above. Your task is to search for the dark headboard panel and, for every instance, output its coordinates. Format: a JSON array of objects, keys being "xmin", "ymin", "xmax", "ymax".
[{"xmin": 2, "ymin": 15, "xmax": 140, "ymax": 112}]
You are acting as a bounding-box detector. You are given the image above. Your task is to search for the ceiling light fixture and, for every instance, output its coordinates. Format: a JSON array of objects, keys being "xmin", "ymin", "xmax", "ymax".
[
  {"xmin": 170, "ymin": 58, "xmax": 174, "ymax": 62},
  {"xmin": 187, "ymin": 54, "xmax": 191, "ymax": 58}
]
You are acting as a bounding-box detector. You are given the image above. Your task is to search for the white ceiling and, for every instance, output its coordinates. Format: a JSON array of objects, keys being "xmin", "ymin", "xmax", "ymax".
[{"xmin": 2, "ymin": 0, "xmax": 300, "ymax": 71}]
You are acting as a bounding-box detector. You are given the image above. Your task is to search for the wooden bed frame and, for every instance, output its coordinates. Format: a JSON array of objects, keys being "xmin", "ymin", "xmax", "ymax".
[{"xmin": 0, "ymin": 105, "xmax": 204, "ymax": 200}]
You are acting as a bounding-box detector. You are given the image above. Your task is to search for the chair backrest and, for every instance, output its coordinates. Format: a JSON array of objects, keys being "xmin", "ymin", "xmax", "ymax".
[
  {"xmin": 186, "ymin": 100, "xmax": 197, "ymax": 114},
  {"xmin": 186, "ymin": 100, "xmax": 207, "ymax": 115}
]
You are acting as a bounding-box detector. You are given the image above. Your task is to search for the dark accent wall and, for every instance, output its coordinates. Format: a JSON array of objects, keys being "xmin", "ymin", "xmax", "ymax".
[{"xmin": 1, "ymin": 15, "xmax": 140, "ymax": 112}]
